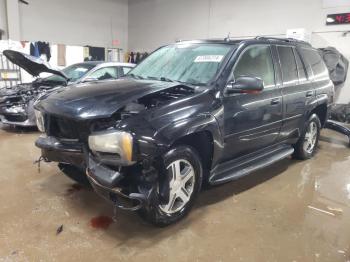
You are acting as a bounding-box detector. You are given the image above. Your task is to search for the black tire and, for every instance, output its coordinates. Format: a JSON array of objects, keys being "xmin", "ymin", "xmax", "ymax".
[
  {"xmin": 138, "ymin": 145, "xmax": 203, "ymax": 227},
  {"xmin": 58, "ymin": 163, "xmax": 91, "ymax": 187},
  {"xmin": 293, "ymin": 114, "xmax": 321, "ymax": 160}
]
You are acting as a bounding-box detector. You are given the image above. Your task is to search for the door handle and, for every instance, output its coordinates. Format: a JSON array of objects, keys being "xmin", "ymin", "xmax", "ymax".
[
  {"xmin": 306, "ymin": 91, "xmax": 314, "ymax": 97},
  {"xmin": 270, "ymin": 98, "xmax": 280, "ymax": 105}
]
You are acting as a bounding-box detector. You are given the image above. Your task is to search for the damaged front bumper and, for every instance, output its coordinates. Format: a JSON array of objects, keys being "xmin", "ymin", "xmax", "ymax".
[
  {"xmin": 0, "ymin": 114, "xmax": 35, "ymax": 126},
  {"xmin": 35, "ymin": 135, "xmax": 85, "ymax": 166},
  {"xmin": 86, "ymin": 156, "xmax": 148, "ymax": 211},
  {"xmin": 35, "ymin": 135, "xmax": 155, "ymax": 211},
  {"xmin": 0, "ymin": 103, "xmax": 36, "ymax": 127}
]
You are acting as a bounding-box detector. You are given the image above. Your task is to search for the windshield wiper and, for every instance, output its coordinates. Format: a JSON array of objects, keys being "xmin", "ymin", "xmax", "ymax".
[
  {"xmin": 146, "ymin": 76, "xmax": 175, "ymax": 82},
  {"xmin": 128, "ymin": 73, "xmax": 144, "ymax": 80},
  {"xmin": 160, "ymin": 77, "xmax": 175, "ymax": 82}
]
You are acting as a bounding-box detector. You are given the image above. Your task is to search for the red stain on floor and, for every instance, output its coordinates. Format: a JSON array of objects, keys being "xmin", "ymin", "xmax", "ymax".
[
  {"xmin": 66, "ymin": 184, "xmax": 83, "ymax": 195},
  {"xmin": 90, "ymin": 216, "xmax": 113, "ymax": 229}
]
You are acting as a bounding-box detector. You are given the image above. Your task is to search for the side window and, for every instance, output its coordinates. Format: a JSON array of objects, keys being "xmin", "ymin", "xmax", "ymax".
[
  {"xmin": 300, "ymin": 48, "xmax": 329, "ymax": 81},
  {"xmin": 277, "ymin": 46, "xmax": 298, "ymax": 86},
  {"xmin": 294, "ymin": 49, "xmax": 307, "ymax": 82},
  {"xmin": 233, "ymin": 45, "xmax": 275, "ymax": 88},
  {"xmin": 88, "ymin": 67, "xmax": 118, "ymax": 80},
  {"xmin": 121, "ymin": 67, "xmax": 132, "ymax": 76}
]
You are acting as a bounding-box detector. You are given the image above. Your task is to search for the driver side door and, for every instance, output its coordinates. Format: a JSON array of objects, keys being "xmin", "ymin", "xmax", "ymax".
[{"xmin": 222, "ymin": 44, "xmax": 283, "ymax": 162}]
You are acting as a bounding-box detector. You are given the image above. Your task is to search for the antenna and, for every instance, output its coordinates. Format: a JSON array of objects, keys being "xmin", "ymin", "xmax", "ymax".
[{"xmin": 224, "ymin": 32, "xmax": 231, "ymax": 42}]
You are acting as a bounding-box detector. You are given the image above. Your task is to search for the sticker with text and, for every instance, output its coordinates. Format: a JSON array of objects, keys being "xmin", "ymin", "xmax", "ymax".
[{"xmin": 194, "ymin": 55, "xmax": 224, "ymax": 63}]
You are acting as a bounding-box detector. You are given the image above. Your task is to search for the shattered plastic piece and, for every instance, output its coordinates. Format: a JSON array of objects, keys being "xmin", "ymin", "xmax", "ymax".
[{"xmin": 56, "ymin": 225, "xmax": 63, "ymax": 235}]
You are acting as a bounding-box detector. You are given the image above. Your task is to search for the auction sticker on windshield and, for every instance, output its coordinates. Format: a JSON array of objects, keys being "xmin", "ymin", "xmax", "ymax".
[{"xmin": 194, "ymin": 55, "xmax": 224, "ymax": 63}]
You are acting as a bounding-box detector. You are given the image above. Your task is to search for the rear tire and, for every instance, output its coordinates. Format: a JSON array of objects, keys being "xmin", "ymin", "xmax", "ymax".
[
  {"xmin": 138, "ymin": 145, "xmax": 203, "ymax": 227},
  {"xmin": 58, "ymin": 163, "xmax": 91, "ymax": 187},
  {"xmin": 293, "ymin": 114, "xmax": 321, "ymax": 160}
]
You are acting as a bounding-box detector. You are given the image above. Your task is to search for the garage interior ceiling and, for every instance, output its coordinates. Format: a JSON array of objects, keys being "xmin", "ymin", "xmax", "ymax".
[{"xmin": 1, "ymin": 0, "xmax": 350, "ymax": 51}]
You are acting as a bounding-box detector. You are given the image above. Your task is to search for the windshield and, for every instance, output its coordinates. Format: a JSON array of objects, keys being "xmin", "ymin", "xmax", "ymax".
[
  {"xmin": 129, "ymin": 43, "xmax": 233, "ymax": 85},
  {"xmin": 43, "ymin": 63, "xmax": 96, "ymax": 82}
]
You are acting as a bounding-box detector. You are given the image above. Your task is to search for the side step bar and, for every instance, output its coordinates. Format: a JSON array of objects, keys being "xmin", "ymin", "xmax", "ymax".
[
  {"xmin": 209, "ymin": 144, "xmax": 294, "ymax": 185},
  {"xmin": 325, "ymin": 120, "xmax": 350, "ymax": 147}
]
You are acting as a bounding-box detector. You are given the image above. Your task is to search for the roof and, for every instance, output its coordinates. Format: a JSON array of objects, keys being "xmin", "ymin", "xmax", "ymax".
[
  {"xmin": 73, "ymin": 61, "xmax": 136, "ymax": 67},
  {"xmin": 175, "ymin": 37, "xmax": 312, "ymax": 47},
  {"xmin": 79, "ymin": 61, "xmax": 104, "ymax": 66}
]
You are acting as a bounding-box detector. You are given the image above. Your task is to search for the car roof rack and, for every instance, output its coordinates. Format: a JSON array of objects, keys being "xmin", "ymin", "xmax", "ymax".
[{"xmin": 255, "ymin": 36, "xmax": 311, "ymax": 46}]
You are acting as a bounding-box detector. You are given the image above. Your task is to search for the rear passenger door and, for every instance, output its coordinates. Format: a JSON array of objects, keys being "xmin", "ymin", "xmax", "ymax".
[{"xmin": 276, "ymin": 45, "xmax": 314, "ymax": 142}]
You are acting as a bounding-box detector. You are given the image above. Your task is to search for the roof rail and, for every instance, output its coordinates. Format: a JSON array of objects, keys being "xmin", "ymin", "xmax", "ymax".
[{"xmin": 255, "ymin": 36, "xmax": 311, "ymax": 46}]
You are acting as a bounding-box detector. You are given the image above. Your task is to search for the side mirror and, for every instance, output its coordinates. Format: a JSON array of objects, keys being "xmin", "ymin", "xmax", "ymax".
[
  {"xmin": 82, "ymin": 77, "xmax": 98, "ymax": 83},
  {"xmin": 226, "ymin": 76, "xmax": 264, "ymax": 94}
]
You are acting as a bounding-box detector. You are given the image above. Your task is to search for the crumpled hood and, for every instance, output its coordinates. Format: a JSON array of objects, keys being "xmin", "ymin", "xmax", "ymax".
[
  {"xmin": 35, "ymin": 78, "xmax": 189, "ymax": 120},
  {"xmin": 3, "ymin": 50, "xmax": 68, "ymax": 79}
]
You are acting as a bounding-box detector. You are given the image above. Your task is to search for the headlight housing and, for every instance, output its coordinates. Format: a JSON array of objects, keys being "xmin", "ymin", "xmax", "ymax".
[
  {"xmin": 34, "ymin": 110, "xmax": 45, "ymax": 132},
  {"xmin": 88, "ymin": 130, "xmax": 134, "ymax": 164}
]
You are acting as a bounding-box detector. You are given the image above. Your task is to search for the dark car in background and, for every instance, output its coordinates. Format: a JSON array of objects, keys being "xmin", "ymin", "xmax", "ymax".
[
  {"xmin": 34, "ymin": 37, "xmax": 334, "ymax": 226},
  {"xmin": 0, "ymin": 50, "xmax": 135, "ymax": 127}
]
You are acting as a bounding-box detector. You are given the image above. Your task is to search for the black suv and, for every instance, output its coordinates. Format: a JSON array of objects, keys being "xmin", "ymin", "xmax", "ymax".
[{"xmin": 35, "ymin": 37, "xmax": 334, "ymax": 226}]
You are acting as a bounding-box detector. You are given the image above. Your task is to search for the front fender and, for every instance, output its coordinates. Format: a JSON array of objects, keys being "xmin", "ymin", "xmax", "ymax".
[{"xmin": 134, "ymin": 113, "xmax": 223, "ymax": 165}]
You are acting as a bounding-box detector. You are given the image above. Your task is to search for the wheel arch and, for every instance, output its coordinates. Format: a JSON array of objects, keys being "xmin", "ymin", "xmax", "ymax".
[
  {"xmin": 154, "ymin": 113, "xmax": 223, "ymax": 170},
  {"xmin": 171, "ymin": 130, "xmax": 214, "ymax": 171},
  {"xmin": 310, "ymin": 103, "xmax": 328, "ymax": 127}
]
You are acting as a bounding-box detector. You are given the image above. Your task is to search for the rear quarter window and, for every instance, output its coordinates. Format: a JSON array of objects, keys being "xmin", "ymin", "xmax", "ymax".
[
  {"xmin": 277, "ymin": 46, "xmax": 298, "ymax": 86},
  {"xmin": 300, "ymin": 48, "xmax": 329, "ymax": 81}
]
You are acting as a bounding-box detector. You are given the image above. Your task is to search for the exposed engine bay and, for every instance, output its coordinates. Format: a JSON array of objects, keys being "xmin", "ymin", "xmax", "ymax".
[
  {"xmin": 0, "ymin": 81, "xmax": 64, "ymax": 125},
  {"xmin": 120, "ymin": 85, "xmax": 194, "ymax": 119}
]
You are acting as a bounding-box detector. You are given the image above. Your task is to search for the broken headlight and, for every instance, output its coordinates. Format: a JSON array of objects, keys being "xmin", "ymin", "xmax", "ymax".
[
  {"xmin": 88, "ymin": 130, "xmax": 134, "ymax": 165},
  {"xmin": 34, "ymin": 110, "xmax": 45, "ymax": 132}
]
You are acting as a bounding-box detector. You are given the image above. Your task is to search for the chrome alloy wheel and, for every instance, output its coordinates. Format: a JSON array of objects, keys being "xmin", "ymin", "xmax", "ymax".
[
  {"xmin": 159, "ymin": 159, "xmax": 195, "ymax": 214},
  {"xmin": 303, "ymin": 122, "xmax": 318, "ymax": 154}
]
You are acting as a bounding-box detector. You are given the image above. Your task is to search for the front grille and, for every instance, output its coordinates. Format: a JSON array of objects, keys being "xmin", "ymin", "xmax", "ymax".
[
  {"xmin": 4, "ymin": 114, "xmax": 27, "ymax": 122},
  {"xmin": 46, "ymin": 115, "xmax": 91, "ymax": 141}
]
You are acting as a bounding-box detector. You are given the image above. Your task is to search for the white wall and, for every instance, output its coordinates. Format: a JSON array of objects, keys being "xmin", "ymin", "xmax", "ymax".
[
  {"xmin": 0, "ymin": 0, "xmax": 7, "ymax": 39},
  {"xmin": 19, "ymin": 0, "xmax": 128, "ymax": 50},
  {"xmin": 128, "ymin": 0, "xmax": 350, "ymax": 51},
  {"xmin": 128, "ymin": 0, "xmax": 350, "ymax": 103}
]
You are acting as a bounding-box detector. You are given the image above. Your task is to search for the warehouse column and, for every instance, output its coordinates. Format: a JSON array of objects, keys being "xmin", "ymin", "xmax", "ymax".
[{"xmin": 6, "ymin": 0, "xmax": 21, "ymax": 40}]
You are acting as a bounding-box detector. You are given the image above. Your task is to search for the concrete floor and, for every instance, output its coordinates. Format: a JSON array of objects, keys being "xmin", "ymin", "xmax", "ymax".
[{"xmin": 0, "ymin": 125, "xmax": 350, "ymax": 262}]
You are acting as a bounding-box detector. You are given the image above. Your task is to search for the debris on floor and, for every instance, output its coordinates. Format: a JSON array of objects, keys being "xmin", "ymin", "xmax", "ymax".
[{"xmin": 56, "ymin": 225, "xmax": 63, "ymax": 235}]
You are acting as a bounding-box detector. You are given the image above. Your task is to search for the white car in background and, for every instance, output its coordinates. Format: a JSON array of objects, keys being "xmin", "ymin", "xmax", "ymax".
[{"xmin": 0, "ymin": 50, "xmax": 135, "ymax": 127}]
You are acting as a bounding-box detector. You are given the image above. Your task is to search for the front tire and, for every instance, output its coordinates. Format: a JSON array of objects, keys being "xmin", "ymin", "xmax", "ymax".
[
  {"xmin": 293, "ymin": 114, "xmax": 321, "ymax": 160},
  {"xmin": 139, "ymin": 145, "xmax": 203, "ymax": 226}
]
